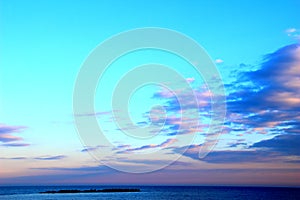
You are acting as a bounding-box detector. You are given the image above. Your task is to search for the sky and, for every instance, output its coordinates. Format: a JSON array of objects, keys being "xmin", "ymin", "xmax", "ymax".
[{"xmin": 0, "ymin": 0, "xmax": 300, "ymax": 186}]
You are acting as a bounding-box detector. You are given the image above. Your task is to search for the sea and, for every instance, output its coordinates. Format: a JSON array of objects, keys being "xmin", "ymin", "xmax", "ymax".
[{"xmin": 0, "ymin": 185, "xmax": 300, "ymax": 200}]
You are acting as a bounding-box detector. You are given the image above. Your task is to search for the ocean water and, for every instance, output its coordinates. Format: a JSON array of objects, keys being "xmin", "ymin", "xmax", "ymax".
[{"xmin": 0, "ymin": 185, "xmax": 300, "ymax": 200}]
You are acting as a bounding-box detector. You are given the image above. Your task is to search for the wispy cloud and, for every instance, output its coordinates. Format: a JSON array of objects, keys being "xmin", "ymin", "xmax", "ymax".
[
  {"xmin": 74, "ymin": 111, "xmax": 112, "ymax": 117},
  {"xmin": 31, "ymin": 165, "xmax": 108, "ymax": 172},
  {"xmin": 34, "ymin": 155, "xmax": 67, "ymax": 160},
  {"xmin": 81, "ymin": 145, "xmax": 107, "ymax": 152},
  {"xmin": 186, "ymin": 77, "xmax": 195, "ymax": 83},
  {"xmin": 0, "ymin": 157, "xmax": 27, "ymax": 160},
  {"xmin": 286, "ymin": 28, "xmax": 297, "ymax": 33},
  {"xmin": 2, "ymin": 143, "xmax": 30, "ymax": 147},
  {"xmin": 0, "ymin": 155, "xmax": 67, "ymax": 161},
  {"xmin": 0, "ymin": 124, "xmax": 29, "ymax": 147},
  {"xmin": 286, "ymin": 28, "xmax": 300, "ymax": 40},
  {"xmin": 118, "ymin": 138, "xmax": 178, "ymax": 153},
  {"xmin": 215, "ymin": 59, "xmax": 224, "ymax": 64}
]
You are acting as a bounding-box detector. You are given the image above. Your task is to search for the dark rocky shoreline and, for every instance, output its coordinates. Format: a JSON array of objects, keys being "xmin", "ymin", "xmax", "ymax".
[{"xmin": 40, "ymin": 188, "xmax": 141, "ymax": 194}]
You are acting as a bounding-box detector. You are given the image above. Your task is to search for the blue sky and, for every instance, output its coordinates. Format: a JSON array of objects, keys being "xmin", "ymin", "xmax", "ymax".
[{"xmin": 1, "ymin": 0, "xmax": 300, "ymax": 186}]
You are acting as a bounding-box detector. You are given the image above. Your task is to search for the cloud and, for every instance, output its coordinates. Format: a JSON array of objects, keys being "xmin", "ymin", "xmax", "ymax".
[
  {"xmin": 75, "ymin": 43, "xmax": 299, "ymax": 164},
  {"xmin": 0, "ymin": 134, "xmax": 23, "ymax": 143},
  {"xmin": 186, "ymin": 77, "xmax": 195, "ymax": 83},
  {"xmin": 0, "ymin": 124, "xmax": 29, "ymax": 147},
  {"xmin": 2, "ymin": 143, "xmax": 30, "ymax": 147},
  {"xmin": 172, "ymin": 44, "xmax": 300, "ymax": 163},
  {"xmin": 227, "ymin": 141, "xmax": 247, "ymax": 148},
  {"xmin": 179, "ymin": 147, "xmax": 291, "ymax": 164},
  {"xmin": 215, "ymin": 59, "xmax": 224, "ymax": 64},
  {"xmin": 31, "ymin": 166, "xmax": 108, "ymax": 172},
  {"xmin": 0, "ymin": 156, "xmax": 27, "ymax": 160},
  {"xmin": 120, "ymin": 138, "xmax": 178, "ymax": 153},
  {"xmin": 199, "ymin": 150, "xmax": 283, "ymax": 163},
  {"xmin": 0, "ymin": 155, "xmax": 67, "ymax": 161},
  {"xmin": 81, "ymin": 146, "xmax": 99, "ymax": 152},
  {"xmin": 178, "ymin": 132, "xmax": 300, "ymax": 164},
  {"xmin": 150, "ymin": 85, "xmax": 213, "ymax": 137},
  {"xmin": 112, "ymin": 82, "xmax": 215, "ymax": 144},
  {"xmin": 0, "ymin": 124, "xmax": 26, "ymax": 142},
  {"xmin": 227, "ymin": 44, "xmax": 300, "ymax": 135},
  {"xmin": 286, "ymin": 28, "xmax": 297, "ymax": 33},
  {"xmin": 81, "ymin": 145, "xmax": 107, "ymax": 152},
  {"xmin": 34, "ymin": 155, "xmax": 67, "ymax": 160},
  {"xmin": 286, "ymin": 28, "xmax": 300, "ymax": 40},
  {"xmin": 74, "ymin": 111, "xmax": 112, "ymax": 117},
  {"xmin": 251, "ymin": 134, "xmax": 300, "ymax": 156}
]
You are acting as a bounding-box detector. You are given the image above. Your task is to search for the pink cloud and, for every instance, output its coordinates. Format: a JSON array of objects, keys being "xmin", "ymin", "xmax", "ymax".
[{"xmin": 0, "ymin": 124, "xmax": 28, "ymax": 146}]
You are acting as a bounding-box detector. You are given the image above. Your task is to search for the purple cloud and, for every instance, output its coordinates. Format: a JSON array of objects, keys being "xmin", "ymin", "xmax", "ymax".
[
  {"xmin": 0, "ymin": 155, "xmax": 67, "ymax": 161},
  {"xmin": 0, "ymin": 124, "xmax": 26, "ymax": 142},
  {"xmin": 176, "ymin": 133, "xmax": 300, "ymax": 164},
  {"xmin": 117, "ymin": 138, "xmax": 177, "ymax": 153},
  {"xmin": 0, "ymin": 156, "xmax": 27, "ymax": 160},
  {"xmin": 169, "ymin": 44, "xmax": 300, "ymax": 163},
  {"xmin": 251, "ymin": 134, "xmax": 300, "ymax": 156},
  {"xmin": 0, "ymin": 124, "xmax": 29, "ymax": 147},
  {"xmin": 81, "ymin": 145, "xmax": 107, "ymax": 152},
  {"xmin": 2, "ymin": 143, "xmax": 30, "ymax": 147},
  {"xmin": 31, "ymin": 166, "xmax": 108, "ymax": 172},
  {"xmin": 226, "ymin": 44, "xmax": 300, "ymax": 135},
  {"xmin": 34, "ymin": 155, "xmax": 67, "ymax": 160}
]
